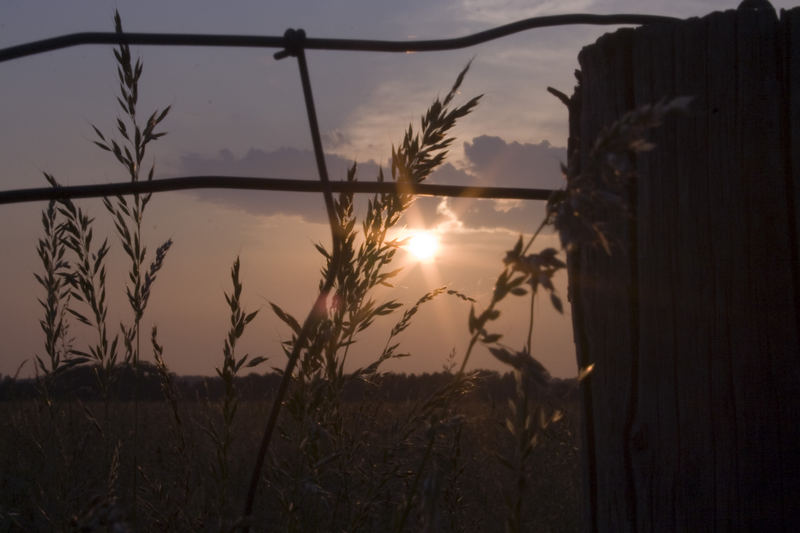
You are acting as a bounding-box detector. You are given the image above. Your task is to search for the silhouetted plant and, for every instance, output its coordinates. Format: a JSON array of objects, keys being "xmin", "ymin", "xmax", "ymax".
[
  {"xmin": 248, "ymin": 64, "xmax": 481, "ymax": 531},
  {"xmin": 13, "ymin": 13, "xmax": 603, "ymax": 532},
  {"xmin": 37, "ymin": 173, "xmax": 119, "ymax": 424},
  {"xmin": 90, "ymin": 11, "xmax": 172, "ymax": 521},
  {"xmin": 204, "ymin": 257, "xmax": 265, "ymax": 526},
  {"xmin": 548, "ymin": 95, "xmax": 692, "ymax": 254},
  {"xmin": 458, "ymin": 91, "xmax": 691, "ymax": 530},
  {"xmin": 94, "ymin": 12, "xmax": 172, "ymax": 368},
  {"xmin": 33, "ymin": 198, "xmax": 76, "ymax": 404}
]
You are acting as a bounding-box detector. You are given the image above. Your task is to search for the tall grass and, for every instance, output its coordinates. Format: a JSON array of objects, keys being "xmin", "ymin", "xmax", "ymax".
[
  {"xmin": 33, "ymin": 199, "xmax": 74, "ymax": 405},
  {"xmin": 239, "ymin": 61, "xmax": 481, "ymax": 531},
  {"xmin": 2, "ymin": 10, "xmax": 688, "ymax": 532},
  {"xmin": 27, "ymin": 10, "xmax": 173, "ymax": 527},
  {"xmin": 93, "ymin": 12, "xmax": 172, "ymax": 524}
]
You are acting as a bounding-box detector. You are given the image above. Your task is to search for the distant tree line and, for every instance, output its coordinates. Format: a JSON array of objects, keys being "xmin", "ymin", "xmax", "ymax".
[{"xmin": 0, "ymin": 364, "xmax": 577, "ymax": 404}]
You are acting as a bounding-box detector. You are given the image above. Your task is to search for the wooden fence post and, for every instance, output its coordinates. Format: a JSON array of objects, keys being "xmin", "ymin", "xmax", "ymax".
[{"xmin": 567, "ymin": 1, "xmax": 800, "ymax": 530}]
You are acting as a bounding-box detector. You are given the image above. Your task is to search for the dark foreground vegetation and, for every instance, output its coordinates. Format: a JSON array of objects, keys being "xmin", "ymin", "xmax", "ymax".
[
  {"xmin": 0, "ymin": 368, "xmax": 579, "ymax": 532},
  {"xmin": 0, "ymin": 365, "xmax": 577, "ymax": 404},
  {"xmin": 0, "ymin": 6, "xmax": 685, "ymax": 529}
]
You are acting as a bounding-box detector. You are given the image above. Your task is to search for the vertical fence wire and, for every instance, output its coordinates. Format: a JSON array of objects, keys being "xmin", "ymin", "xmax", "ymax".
[{"xmin": 242, "ymin": 29, "xmax": 347, "ymax": 524}]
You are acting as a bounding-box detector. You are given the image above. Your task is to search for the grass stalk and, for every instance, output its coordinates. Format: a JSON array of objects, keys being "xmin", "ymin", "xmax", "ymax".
[
  {"xmin": 90, "ymin": 12, "xmax": 172, "ymax": 522},
  {"xmin": 242, "ymin": 62, "xmax": 480, "ymax": 529},
  {"xmin": 207, "ymin": 257, "xmax": 263, "ymax": 524},
  {"xmin": 33, "ymin": 199, "xmax": 74, "ymax": 405}
]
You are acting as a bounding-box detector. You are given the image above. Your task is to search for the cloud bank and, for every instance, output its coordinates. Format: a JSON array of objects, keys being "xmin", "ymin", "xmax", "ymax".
[
  {"xmin": 178, "ymin": 135, "xmax": 565, "ymax": 233},
  {"xmin": 178, "ymin": 147, "xmax": 384, "ymax": 224}
]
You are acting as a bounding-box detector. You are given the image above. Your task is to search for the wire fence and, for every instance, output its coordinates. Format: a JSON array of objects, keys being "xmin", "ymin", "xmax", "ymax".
[
  {"xmin": 0, "ymin": 13, "xmax": 677, "ymax": 207},
  {"xmin": 1, "ymin": 14, "xmax": 681, "ymax": 525}
]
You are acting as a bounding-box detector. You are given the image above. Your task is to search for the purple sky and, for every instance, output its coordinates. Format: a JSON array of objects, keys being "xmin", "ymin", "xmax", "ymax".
[{"xmin": 2, "ymin": 0, "xmax": 795, "ymax": 378}]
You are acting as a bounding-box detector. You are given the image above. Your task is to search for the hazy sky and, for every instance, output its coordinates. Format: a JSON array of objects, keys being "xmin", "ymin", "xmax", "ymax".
[{"xmin": 1, "ymin": 0, "xmax": 795, "ymax": 379}]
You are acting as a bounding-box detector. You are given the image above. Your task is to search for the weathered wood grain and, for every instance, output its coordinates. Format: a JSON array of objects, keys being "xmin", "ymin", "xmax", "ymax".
[
  {"xmin": 568, "ymin": 2, "xmax": 800, "ymax": 530},
  {"xmin": 733, "ymin": 4, "xmax": 786, "ymax": 530},
  {"xmin": 573, "ymin": 26, "xmax": 638, "ymax": 532},
  {"xmin": 630, "ymin": 17, "xmax": 680, "ymax": 532},
  {"xmin": 704, "ymin": 10, "xmax": 741, "ymax": 530},
  {"xmin": 777, "ymin": 4, "xmax": 800, "ymax": 526}
]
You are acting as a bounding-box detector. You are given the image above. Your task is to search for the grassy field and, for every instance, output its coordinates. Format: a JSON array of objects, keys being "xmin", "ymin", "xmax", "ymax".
[{"xmin": 0, "ymin": 373, "xmax": 579, "ymax": 532}]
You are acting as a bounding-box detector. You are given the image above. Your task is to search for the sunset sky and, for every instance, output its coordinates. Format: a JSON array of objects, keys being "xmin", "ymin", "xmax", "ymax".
[{"xmin": 1, "ymin": 0, "xmax": 794, "ymax": 379}]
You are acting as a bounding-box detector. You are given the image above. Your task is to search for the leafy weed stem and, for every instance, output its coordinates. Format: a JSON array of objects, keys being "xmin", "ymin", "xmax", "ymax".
[
  {"xmin": 523, "ymin": 219, "xmax": 548, "ymax": 353},
  {"xmin": 457, "ymin": 217, "xmax": 549, "ymax": 376}
]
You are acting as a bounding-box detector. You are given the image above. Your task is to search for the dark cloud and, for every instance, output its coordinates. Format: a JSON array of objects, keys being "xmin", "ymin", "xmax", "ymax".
[
  {"xmin": 426, "ymin": 161, "xmax": 473, "ymax": 186},
  {"xmin": 434, "ymin": 136, "xmax": 566, "ymax": 233},
  {"xmin": 177, "ymin": 136, "xmax": 565, "ymax": 233},
  {"xmin": 464, "ymin": 135, "xmax": 565, "ymax": 189},
  {"xmin": 178, "ymin": 147, "xmax": 383, "ymax": 223},
  {"xmin": 441, "ymin": 196, "xmax": 550, "ymax": 233}
]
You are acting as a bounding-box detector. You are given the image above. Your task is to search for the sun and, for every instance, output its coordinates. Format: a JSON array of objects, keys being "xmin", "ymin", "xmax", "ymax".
[{"xmin": 406, "ymin": 231, "xmax": 439, "ymax": 261}]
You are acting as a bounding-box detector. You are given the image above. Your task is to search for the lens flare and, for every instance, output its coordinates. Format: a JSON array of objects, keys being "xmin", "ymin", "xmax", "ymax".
[{"xmin": 407, "ymin": 231, "xmax": 439, "ymax": 261}]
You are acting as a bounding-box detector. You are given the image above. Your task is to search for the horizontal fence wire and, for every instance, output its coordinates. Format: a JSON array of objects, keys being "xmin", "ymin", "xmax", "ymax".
[
  {"xmin": 0, "ymin": 13, "xmax": 679, "ymax": 205},
  {"xmin": 0, "ymin": 14, "xmax": 677, "ymax": 62},
  {"xmin": 0, "ymin": 177, "xmax": 556, "ymax": 205}
]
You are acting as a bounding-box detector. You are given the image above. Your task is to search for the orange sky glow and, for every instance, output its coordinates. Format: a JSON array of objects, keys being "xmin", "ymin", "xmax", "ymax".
[{"xmin": 4, "ymin": 0, "xmax": 791, "ymax": 379}]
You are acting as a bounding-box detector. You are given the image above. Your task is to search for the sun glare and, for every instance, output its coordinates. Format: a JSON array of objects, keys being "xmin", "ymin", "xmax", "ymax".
[{"xmin": 406, "ymin": 231, "xmax": 439, "ymax": 261}]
